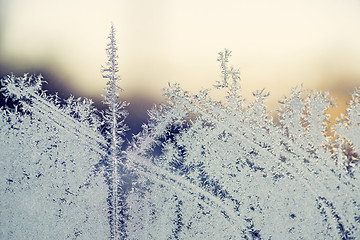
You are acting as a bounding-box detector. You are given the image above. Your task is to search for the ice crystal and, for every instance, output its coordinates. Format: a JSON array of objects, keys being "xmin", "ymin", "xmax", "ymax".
[
  {"xmin": 0, "ymin": 40, "xmax": 359, "ymax": 239},
  {"xmin": 101, "ymin": 23, "xmax": 129, "ymax": 240},
  {"xmin": 0, "ymin": 74, "xmax": 109, "ymax": 239},
  {"xmin": 126, "ymin": 50, "xmax": 359, "ymax": 239}
]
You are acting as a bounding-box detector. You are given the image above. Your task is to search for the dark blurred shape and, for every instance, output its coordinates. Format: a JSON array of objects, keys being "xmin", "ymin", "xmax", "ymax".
[
  {"xmin": 0, "ymin": 65, "xmax": 73, "ymax": 98},
  {"xmin": 123, "ymin": 95, "xmax": 158, "ymax": 139},
  {"xmin": 0, "ymin": 65, "xmax": 158, "ymax": 141}
]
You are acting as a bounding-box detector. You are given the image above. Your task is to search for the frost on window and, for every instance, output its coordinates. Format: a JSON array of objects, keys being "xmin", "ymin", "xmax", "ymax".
[
  {"xmin": 0, "ymin": 41, "xmax": 359, "ymax": 239},
  {"xmin": 101, "ymin": 23, "xmax": 129, "ymax": 240},
  {"xmin": 0, "ymin": 74, "xmax": 110, "ymax": 239},
  {"xmin": 126, "ymin": 49, "xmax": 359, "ymax": 239},
  {"xmin": 0, "ymin": 25, "xmax": 130, "ymax": 240},
  {"xmin": 0, "ymin": 25, "xmax": 131, "ymax": 240}
]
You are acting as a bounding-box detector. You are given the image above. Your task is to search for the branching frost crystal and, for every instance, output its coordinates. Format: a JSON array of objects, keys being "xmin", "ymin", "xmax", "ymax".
[
  {"xmin": 0, "ymin": 74, "xmax": 109, "ymax": 239},
  {"xmin": 126, "ymin": 50, "xmax": 359, "ymax": 239},
  {"xmin": 0, "ymin": 38, "xmax": 358, "ymax": 240}
]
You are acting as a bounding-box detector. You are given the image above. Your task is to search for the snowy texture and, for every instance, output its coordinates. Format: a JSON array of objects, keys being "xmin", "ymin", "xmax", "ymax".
[
  {"xmin": 0, "ymin": 44, "xmax": 359, "ymax": 239},
  {"xmin": 101, "ymin": 24, "xmax": 129, "ymax": 240},
  {"xmin": 0, "ymin": 74, "xmax": 109, "ymax": 239},
  {"xmin": 126, "ymin": 50, "xmax": 359, "ymax": 239},
  {"xmin": 0, "ymin": 26, "xmax": 130, "ymax": 240}
]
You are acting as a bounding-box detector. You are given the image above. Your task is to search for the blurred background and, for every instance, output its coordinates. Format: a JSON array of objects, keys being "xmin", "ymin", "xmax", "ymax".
[{"xmin": 1, "ymin": 0, "xmax": 360, "ymax": 133}]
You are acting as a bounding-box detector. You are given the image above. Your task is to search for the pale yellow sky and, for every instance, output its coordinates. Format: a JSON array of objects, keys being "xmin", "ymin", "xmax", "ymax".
[{"xmin": 1, "ymin": 0, "xmax": 360, "ymax": 108}]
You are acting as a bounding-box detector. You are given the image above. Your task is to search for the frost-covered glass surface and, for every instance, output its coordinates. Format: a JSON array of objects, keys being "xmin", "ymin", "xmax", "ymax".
[
  {"xmin": 0, "ymin": 38, "xmax": 359, "ymax": 240},
  {"xmin": 126, "ymin": 50, "xmax": 359, "ymax": 239},
  {"xmin": 101, "ymin": 24, "xmax": 129, "ymax": 240},
  {"xmin": 0, "ymin": 25, "xmax": 129, "ymax": 240},
  {"xmin": 0, "ymin": 74, "xmax": 109, "ymax": 239}
]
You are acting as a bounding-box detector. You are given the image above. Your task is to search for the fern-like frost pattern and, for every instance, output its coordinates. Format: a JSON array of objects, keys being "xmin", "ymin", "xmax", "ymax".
[
  {"xmin": 126, "ymin": 50, "xmax": 359, "ymax": 239},
  {"xmin": 0, "ymin": 74, "xmax": 109, "ymax": 239},
  {"xmin": 0, "ymin": 45, "xmax": 359, "ymax": 239}
]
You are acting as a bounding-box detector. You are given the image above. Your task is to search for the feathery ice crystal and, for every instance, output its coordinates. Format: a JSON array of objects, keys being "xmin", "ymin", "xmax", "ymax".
[{"xmin": 0, "ymin": 37, "xmax": 359, "ymax": 239}]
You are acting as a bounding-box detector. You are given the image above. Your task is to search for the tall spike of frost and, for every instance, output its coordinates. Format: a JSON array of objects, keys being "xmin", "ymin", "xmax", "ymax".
[{"xmin": 101, "ymin": 23, "xmax": 129, "ymax": 240}]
